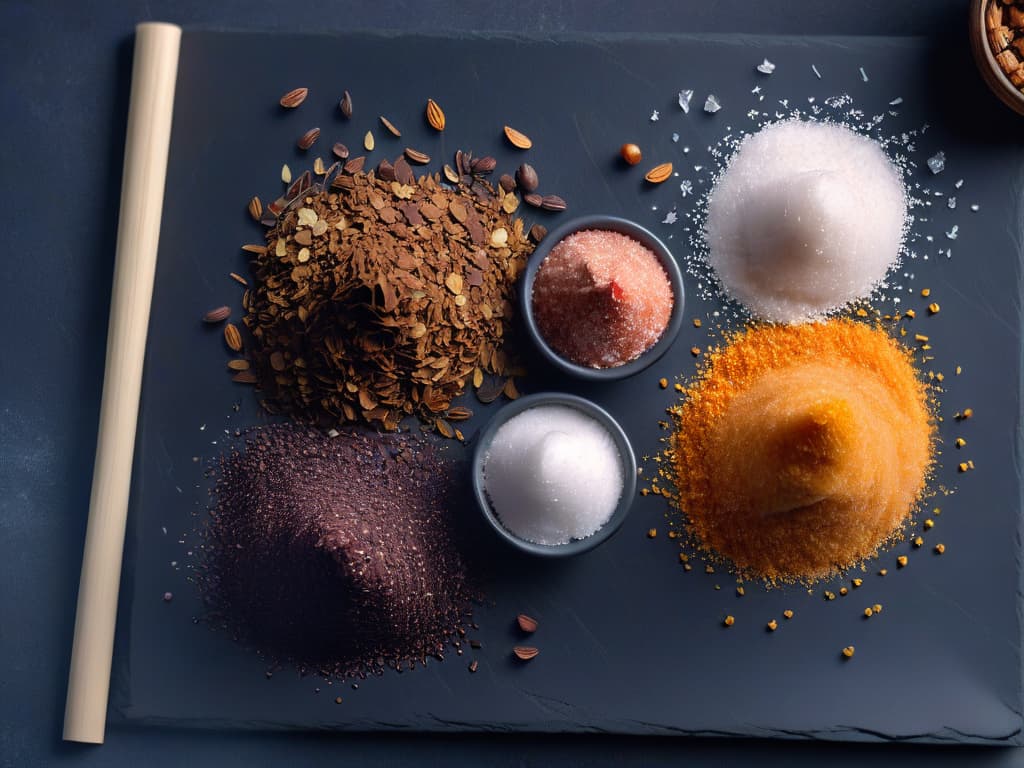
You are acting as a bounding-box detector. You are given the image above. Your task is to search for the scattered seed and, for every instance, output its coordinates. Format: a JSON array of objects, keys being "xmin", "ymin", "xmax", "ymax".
[
  {"xmin": 723, "ymin": 615, "xmax": 735, "ymax": 627},
  {"xmin": 224, "ymin": 323, "xmax": 243, "ymax": 352},
  {"xmin": 227, "ymin": 359, "xmax": 250, "ymax": 371},
  {"xmin": 644, "ymin": 162, "xmax": 673, "ymax": 183},
  {"xmin": 468, "ymin": 660, "xmax": 478, "ymax": 673},
  {"xmin": 426, "ymin": 99, "xmax": 446, "ymax": 131},
  {"xmin": 528, "ymin": 224, "xmax": 547, "ymax": 243},
  {"xmin": 935, "ymin": 543, "xmax": 946, "ymax": 554},
  {"xmin": 647, "ymin": 528, "xmax": 657, "ymax": 538},
  {"xmin": 517, "ymin": 614, "xmax": 538, "ymax": 633},
  {"xmin": 379, "ymin": 115, "xmax": 401, "ymax": 137},
  {"xmin": 864, "ymin": 607, "xmax": 874, "ymax": 617},
  {"xmin": 162, "ymin": 591, "xmax": 173, "ymax": 602},
  {"xmin": 504, "ymin": 125, "xmax": 533, "ymax": 149},
  {"xmin": 540, "ymin": 194, "xmax": 567, "ymax": 211},
  {"xmin": 523, "ymin": 192, "xmax": 542, "ymax": 208},
  {"xmin": 203, "ymin": 306, "xmax": 231, "ymax": 324},
  {"xmin": 513, "ymin": 645, "xmax": 539, "ymax": 660},
  {"xmin": 873, "ymin": 603, "xmax": 882, "ymax": 613},
  {"xmin": 229, "ymin": 272, "xmax": 248, "ymax": 286},
  {"xmin": 339, "ymin": 90, "xmax": 353, "ymax": 118},
  {"xmin": 404, "ymin": 147, "xmax": 431, "ymax": 164},
  {"xmin": 515, "ymin": 163, "xmax": 539, "ymax": 192},
  {"xmin": 281, "ymin": 164, "xmax": 292, "ymax": 184},
  {"xmin": 852, "ymin": 578, "xmax": 863, "ymax": 587},
  {"xmin": 767, "ymin": 619, "xmax": 778, "ymax": 631},
  {"xmin": 620, "ymin": 143, "xmax": 642, "ymax": 165},
  {"xmin": 297, "ymin": 127, "xmax": 320, "ymax": 151},
  {"xmin": 783, "ymin": 609, "xmax": 793, "ymax": 619},
  {"xmin": 897, "ymin": 555, "xmax": 908, "ymax": 567},
  {"xmin": 913, "ymin": 536, "xmax": 924, "ymax": 548},
  {"xmin": 334, "ymin": 696, "xmax": 343, "ymax": 704},
  {"xmin": 279, "ymin": 87, "xmax": 308, "ymax": 108},
  {"xmin": 332, "ymin": 142, "xmax": 350, "ymax": 160},
  {"xmin": 842, "ymin": 646, "xmax": 855, "ymax": 659},
  {"xmin": 659, "ymin": 378, "xmax": 668, "ymax": 389},
  {"xmin": 928, "ymin": 302, "xmax": 940, "ymax": 314},
  {"xmin": 364, "ymin": 131, "xmax": 375, "ymax": 151},
  {"xmin": 247, "ymin": 196, "xmax": 263, "ymax": 221}
]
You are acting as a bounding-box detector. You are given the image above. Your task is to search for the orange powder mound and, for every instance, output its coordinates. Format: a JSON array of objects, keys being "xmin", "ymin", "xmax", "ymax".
[{"xmin": 670, "ymin": 320, "xmax": 934, "ymax": 583}]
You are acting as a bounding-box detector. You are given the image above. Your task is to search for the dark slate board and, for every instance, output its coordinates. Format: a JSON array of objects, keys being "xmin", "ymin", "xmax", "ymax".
[{"xmin": 113, "ymin": 30, "xmax": 1024, "ymax": 744}]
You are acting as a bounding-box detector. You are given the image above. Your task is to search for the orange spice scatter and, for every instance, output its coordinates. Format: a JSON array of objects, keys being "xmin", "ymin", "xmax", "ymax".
[{"xmin": 670, "ymin": 320, "xmax": 934, "ymax": 583}]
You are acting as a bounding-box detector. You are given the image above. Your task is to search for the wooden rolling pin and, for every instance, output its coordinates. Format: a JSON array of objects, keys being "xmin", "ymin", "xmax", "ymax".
[{"xmin": 63, "ymin": 21, "xmax": 181, "ymax": 745}]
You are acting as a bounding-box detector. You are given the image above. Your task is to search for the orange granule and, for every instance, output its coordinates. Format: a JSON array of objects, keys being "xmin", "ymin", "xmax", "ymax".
[{"xmin": 670, "ymin": 319, "xmax": 934, "ymax": 583}]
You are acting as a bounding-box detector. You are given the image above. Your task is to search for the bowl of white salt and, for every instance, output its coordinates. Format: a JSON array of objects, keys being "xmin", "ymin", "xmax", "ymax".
[{"xmin": 471, "ymin": 392, "xmax": 637, "ymax": 557}]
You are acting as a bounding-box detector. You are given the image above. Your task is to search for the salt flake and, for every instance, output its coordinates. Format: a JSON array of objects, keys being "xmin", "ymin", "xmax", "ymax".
[
  {"xmin": 662, "ymin": 210, "xmax": 678, "ymax": 225},
  {"xmin": 811, "ymin": 64, "xmax": 822, "ymax": 79},
  {"xmin": 678, "ymin": 89, "xmax": 694, "ymax": 113},
  {"xmin": 946, "ymin": 225, "xmax": 959, "ymax": 240},
  {"xmin": 859, "ymin": 66, "xmax": 869, "ymax": 82},
  {"xmin": 947, "ymin": 197, "xmax": 957, "ymax": 210},
  {"xmin": 927, "ymin": 151, "xmax": 946, "ymax": 174},
  {"xmin": 704, "ymin": 94, "xmax": 721, "ymax": 113},
  {"xmin": 671, "ymin": 132, "xmax": 679, "ymax": 143},
  {"xmin": 650, "ymin": 109, "xmax": 660, "ymax": 122},
  {"xmin": 889, "ymin": 97, "xmax": 904, "ymax": 106},
  {"xmin": 955, "ymin": 179, "xmax": 964, "ymax": 189},
  {"xmin": 679, "ymin": 180, "xmax": 693, "ymax": 197},
  {"xmin": 970, "ymin": 203, "xmax": 980, "ymax": 212},
  {"xmin": 756, "ymin": 58, "xmax": 776, "ymax": 75}
]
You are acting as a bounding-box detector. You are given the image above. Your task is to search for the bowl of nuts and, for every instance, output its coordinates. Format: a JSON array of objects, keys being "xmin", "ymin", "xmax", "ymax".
[{"xmin": 971, "ymin": 0, "xmax": 1024, "ymax": 115}]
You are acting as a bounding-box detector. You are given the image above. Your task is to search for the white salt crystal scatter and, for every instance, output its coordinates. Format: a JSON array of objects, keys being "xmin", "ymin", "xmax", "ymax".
[
  {"xmin": 947, "ymin": 197, "xmax": 957, "ymax": 210},
  {"xmin": 889, "ymin": 97, "xmax": 904, "ymax": 106},
  {"xmin": 756, "ymin": 58, "xmax": 776, "ymax": 74},
  {"xmin": 482, "ymin": 405, "xmax": 624, "ymax": 546},
  {"xmin": 678, "ymin": 89, "xmax": 693, "ymax": 113},
  {"xmin": 859, "ymin": 66, "xmax": 869, "ymax": 82},
  {"xmin": 812, "ymin": 64, "xmax": 822, "ymax": 78},
  {"xmin": 706, "ymin": 120, "xmax": 907, "ymax": 323},
  {"xmin": 662, "ymin": 210, "xmax": 678, "ymax": 224},
  {"xmin": 927, "ymin": 151, "xmax": 946, "ymax": 174},
  {"xmin": 946, "ymin": 225, "xmax": 959, "ymax": 240},
  {"xmin": 704, "ymin": 94, "xmax": 722, "ymax": 113},
  {"xmin": 672, "ymin": 132, "xmax": 679, "ymax": 143},
  {"xmin": 970, "ymin": 204, "xmax": 980, "ymax": 212},
  {"xmin": 680, "ymin": 180, "xmax": 693, "ymax": 197},
  {"xmin": 650, "ymin": 109, "xmax": 660, "ymax": 122}
]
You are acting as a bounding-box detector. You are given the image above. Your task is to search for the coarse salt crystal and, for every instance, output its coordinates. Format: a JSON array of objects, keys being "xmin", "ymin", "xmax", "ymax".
[
  {"xmin": 483, "ymin": 405, "xmax": 624, "ymax": 546},
  {"xmin": 927, "ymin": 152, "xmax": 946, "ymax": 174},
  {"xmin": 756, "ymin": 58, "xmax": 776, "ymax": 75},
  {"xmin": 679, "ymin": 89, "xmax": 694, "ymax": 113},
  {"xmin": 704, "ymin": 94, "xmax": 721, "ymax": 113}
]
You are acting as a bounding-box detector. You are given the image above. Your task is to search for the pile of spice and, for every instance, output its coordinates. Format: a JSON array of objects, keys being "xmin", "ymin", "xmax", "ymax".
[
  {"xmin": 984, "ymin": 0, "xmax": 1024, "ymax": 93},
  {"xmin": 669, "ymin": 320, "xmax": 934, "ymax": 582},
  {"xmin": 197, "ymin": 424, "xmax": 475, "ymax": 676},
  {"xmin": 240, "ymin": 163, "xmax": 534, "ymax": 430},
  {"xmin": 531, "ymin": 229, "xmax": 673, "ymax": 368},
  {"xmin": 482, "ymin": 404, "xmax": 624, "ymax": 545},
  {"xmin": 706, "ymin": 120, "xmax": 907, "ymax": 323}
]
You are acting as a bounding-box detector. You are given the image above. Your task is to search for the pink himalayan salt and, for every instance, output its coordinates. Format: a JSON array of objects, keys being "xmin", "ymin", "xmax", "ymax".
[{"xmin": 531, "ymin": 229, "xmax": 673, "ymax": 368}]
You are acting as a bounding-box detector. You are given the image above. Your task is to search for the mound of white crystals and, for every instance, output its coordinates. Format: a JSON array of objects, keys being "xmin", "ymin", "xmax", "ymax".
[
  {"xmin": 482, "ymin": 405, "xmax": 623, "ymax": 546},
  {"xmin": 706, "ymin": 120, "xmax": 907, "ymax": 323}
]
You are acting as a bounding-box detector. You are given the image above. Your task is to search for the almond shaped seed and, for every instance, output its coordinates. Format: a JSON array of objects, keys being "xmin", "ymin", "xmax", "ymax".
[
  {"xmin": 247, "ymin": 196, "xmax": 262, "ymax": 221},
  {"xmin": 644, "ymin": 162, "xmax": 673, "ymax": 183},
  {"xmin": 332, "ymin": 142, "xmax": 349, "ymax": 160},
  {"xmin": 224, "ymin": 323, "xmax": 243, "ymax": 351},
  {"xmin": 297, "ymin": 127, "xmax": 320, "ymax": 150},
  {"xmin": 203, "ymin": 306, "xmax": 231, "ymax": 323},
  {"xmin": 504, "ymin": 125, "xmax": 533, "ymax": 149},
  {"xmin": 227, "ymin": 359, "xmax": 250, "ymax": 371},
  {"xmin": 523, "ymin": 192, "xmax": 543, "ymax": 208},
  {"xmin": 364, "ymin": 131, "xmax": 375, "ymax": 151},
  {"xmin": 404, "ymin": 147, "xmax": 431, "ymax": 164},
  {"xmin": 379, "ymin": 115, "xmax": 401, "ymax": 137},
  {"xmin": 513, "ymin": 645, "xmax": 539, "ymax": 660},
  {"xmin": 339, "ymin": 90, "xmax": 353, "ymax": 118},
  {"xmin": 279, "ymin": 87, "xmax": 308, "ymax": 108},
  {"xmin": 516, "ymin": 614, "xmax": 538, "ymax": 633},
  {"xmin": 426, "ymin": 98, "xmax": 446, "ymax": 131},
  {"xmin": 515, "ymin": 163, "xmax": 538, "ymax": 192},
  {"xmin": 540, "ymin": 194, "xmax": 566, "ymax": 211},
  {"xmin": 443, "ymin": 164, "xmax": 460, "ymax": 184}
]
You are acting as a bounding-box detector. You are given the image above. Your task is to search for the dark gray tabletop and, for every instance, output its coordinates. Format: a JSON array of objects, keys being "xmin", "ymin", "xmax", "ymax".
[{"xmin": 4, "ymin": 1, "xmax": 1024, "ymax": 766}]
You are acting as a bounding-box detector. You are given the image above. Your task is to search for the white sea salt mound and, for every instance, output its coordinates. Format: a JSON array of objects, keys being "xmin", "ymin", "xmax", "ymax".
[
  {"xmin": 482, "ymin": 405, "xmax": 623, "ymax": 546},
  {"xmin": 706, "ymin": 120, "xmax": 907, "ymax": 323}
]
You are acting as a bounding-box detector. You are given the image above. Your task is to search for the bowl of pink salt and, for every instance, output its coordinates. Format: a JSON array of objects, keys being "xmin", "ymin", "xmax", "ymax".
[{"xmin": 521, "ymin": 216, "xmax": 684, "ymax": 380}]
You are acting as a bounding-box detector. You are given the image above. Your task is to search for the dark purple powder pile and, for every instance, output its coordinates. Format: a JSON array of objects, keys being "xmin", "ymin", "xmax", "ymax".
[{"xmin": 197, "ymin": 424, "xmax": 475, "ymax": 678}]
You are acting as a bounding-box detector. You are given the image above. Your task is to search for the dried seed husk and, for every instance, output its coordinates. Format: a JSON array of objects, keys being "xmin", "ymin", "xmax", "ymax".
[
  {"xmin": 247, "ymin": 196, "xmax": 262, "ymax": 221},
  {"xmin": 502, "ymin": 377, "xmax": 520, "ymax": 399},
  {"xmin": 523, "ymin": 192, "xmax": 543, "ymax": 208},
  {"xmin": 515, "ymin": 163, "xmax": 538, "ymax": 192},
  {"xmin": 436, "ymin": 418, "xmax": 454, "ymax": 438},
  {"xmin": 498, "ymin": 174, "xmax": 516, "ymax": 192},
  {"xmin": 644, "ymin": 162, "xmax": 673, "ymax": 183},
  {"xmin": 279, "ymin": 87, "xmax": 308, "ymax": 108},
  {"xmin": 227, "ymin": 359, "xmax": 250, "ymax": 371},
  {"xmin": 443, "ymin": 164, "xmax": 460, "ymax": 184},
  {"xmin": 241, "ymin": 244, "xmax": 267, "ymax": 255},
  {"xmin": 503, "ymin": 125, "xmax": 533, "ymax": 149},
  {"xmin": 476, "ymin": 375, "xmax": 505, "ymax": 404},
  {"xmin": 426, "ymin": 98, "xmax": 446, "ymax": 131},
  {"xmin": 393, "ymin": 156, "xmax": 415, "ymax": 185},
  {"xmin": 379, "ymin": 115, "xmax": 401, "ymax": 137},
  {"xmin": 203, "ymin": 306, "xmax": 231, "ymax": 323},
  {"xmin": 539, "ymin": 195, "xmax": 566, "ymax": 211},
  {"xmin": 229, "ymin": 272, "xmax": 249, "ymax": 286},
  {"xmin": 313, "ymin": 156, "xmax": 326, "ymax": 175},
  {"xmin": 297, "ymin": 127, "xmax": 320, "ymax": 150},
  {"xmin": 404, "ymin": 147, "xmax": 431, "ymax": 164},
  {"xmin": 231, "ymin": 370, "xmax": 258, "ymax": 384},
  {"xmin": 377, "ymin": 159, "xmax": 396, "ymax": 182},
  {"xmin": 339, "ymin": 90, "xmax": 353, "ymax": 118},
  {"xmin": 224, "ymin": 323, "xmax": 243, "ymax": 351},
  {"xmin": 281, "ymin": 164, "xmax": 292, "ymax": 184},
  {"xmin": 516, "ymin": 614, "xmax": 538, "ymax": 633},
  {"xmin": 446, "ymin": 406, "xmax": 473, "ymax": 421},
  {"xmin": 529, "ymin": 224, "xmax": 547, "ymax": 243},
  {"xmin": 513, "ymin": 645, "xmax": 539, "ymax": 660},
  {"xmin": 364, "ymin": 131, "xmax": 375, "ymax": 151},
  {"xmin": 332, "ymin": 142, "xmax": 350, "ymax": 160}
]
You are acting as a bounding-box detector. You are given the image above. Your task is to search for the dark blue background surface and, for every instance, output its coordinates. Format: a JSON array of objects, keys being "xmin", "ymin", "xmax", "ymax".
[{"xmin": 4, "ymin": 0, "xmax": 1024, "ymax": 765}]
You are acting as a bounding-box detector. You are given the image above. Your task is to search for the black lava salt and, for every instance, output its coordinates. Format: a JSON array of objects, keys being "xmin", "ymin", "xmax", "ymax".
[{"xmin": 197, "ymin": 424, "xmax": 474, "ymax": 678}]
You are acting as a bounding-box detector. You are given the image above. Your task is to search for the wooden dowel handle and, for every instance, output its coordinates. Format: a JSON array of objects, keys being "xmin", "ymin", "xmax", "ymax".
[{"xmin": 63, "ymin": 21, "xmax": 181, "ymax": 745}]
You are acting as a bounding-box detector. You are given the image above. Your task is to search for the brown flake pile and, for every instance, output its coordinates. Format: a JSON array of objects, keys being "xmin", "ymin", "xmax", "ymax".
[
  {"xmin": 197, "ymin": 424, "xmax": 476, "ymax": 677},
  {"xmin": 239, "ymin": 161, "xmax": 534, "ymax": 431}
]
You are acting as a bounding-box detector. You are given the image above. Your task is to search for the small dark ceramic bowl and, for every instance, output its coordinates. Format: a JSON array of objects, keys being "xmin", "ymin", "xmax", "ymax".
[
  {"xmin": 970, "ymin": 0, "xmax": 1024, "ymax": 116},
  {"xmin": 519, "ymin": 215, "xmax": 685, "ymax": 381},
  {"xmin": 471, "ymin": 392, "xmax": 638, "ymax": 557}
]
